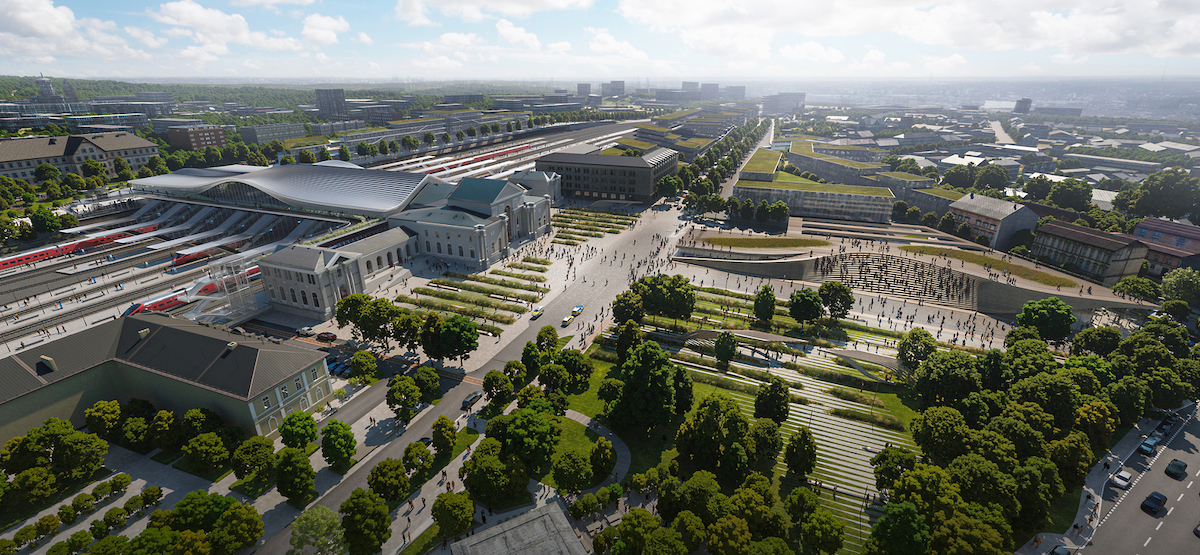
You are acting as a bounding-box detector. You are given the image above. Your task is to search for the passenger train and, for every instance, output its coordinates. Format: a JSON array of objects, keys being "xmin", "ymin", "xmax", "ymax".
[
  {"xmin": 121, "ymin": 265, "xmax": 261, "ymax": 316},
  {"xmin": 0, "ymin": 224, "xmax": 160, "ymax": 271}
]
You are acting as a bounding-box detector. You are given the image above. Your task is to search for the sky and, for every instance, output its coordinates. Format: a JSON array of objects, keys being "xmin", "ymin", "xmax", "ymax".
[{"xmin": 1, "ymin": 0, "xmax": 1198, "ymax": 83}]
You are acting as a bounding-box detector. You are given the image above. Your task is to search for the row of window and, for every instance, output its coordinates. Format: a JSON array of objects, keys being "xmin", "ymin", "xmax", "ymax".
[
  {"xmin": 271, "ymin": 286, "xmax": 321, "ymax": 308},
  {"xmin": 262, "ymin": 366, "xmax": 323, "ymax": 410}
]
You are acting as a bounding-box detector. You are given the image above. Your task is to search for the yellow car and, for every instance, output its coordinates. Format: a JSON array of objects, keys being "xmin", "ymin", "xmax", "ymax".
[
  {"xmin": 532, "ymin": 306, "xmax": 545, "ymax": 319},
  {"xmin": 572, "ymin": 304, "xmax": 584, "ymax": 316},
  {"xmin": 561, "ymin": 314, "xmax": 574, "ymax": 327}
]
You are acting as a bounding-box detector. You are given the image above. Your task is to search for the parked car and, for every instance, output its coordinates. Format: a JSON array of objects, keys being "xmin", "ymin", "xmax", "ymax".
[
  {"xmin": 418, "ymin": 437, "xmax": 433, "ymax": 447},
  {"xmin": 1142, "ymin": 491, "xmax": 1167, "ymax": 514},
  {"xmin": 1166, "ymin": 459, "xmax": 1188, "ymax": 478},
  {"xmin": 1049, "ymin": 546, "xmax": 1071, "ymax": 555},
  {"xmin": 1112, "ymin": 470, "xmax": 1133, "ymax": 489},
  {"xmin": 317, "ymin": 331, "xmax": 337, "ymax": 342},
  {"xmin": 462, "ymin": 391, "xmax": 483, "ymax": 410},
  {"xmin": 296, "ymin": 326, "xmax": 316, "ymax": 337},
  {"xmin": 531, "ymin": 306, "xmax": 545, "ymax": 319},
  {"xmin": 1138, "ymin": 437, "xmax": 1160, "ymax": 456}
]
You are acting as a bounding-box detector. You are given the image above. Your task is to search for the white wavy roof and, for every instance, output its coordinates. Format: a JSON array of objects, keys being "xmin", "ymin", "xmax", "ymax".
[{"xmin": 131, "ymin": 163, "xmax": 433, "ymax": 217}]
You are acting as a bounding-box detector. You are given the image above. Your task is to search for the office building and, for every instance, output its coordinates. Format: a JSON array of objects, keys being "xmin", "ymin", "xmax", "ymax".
[
  {"xmin": 166, "ymin": 124, "xmax": 227, "ymax": 151},
  {"xmin": 316, "ymin": 89, "xmax": 347, "ymax": 118},
  {"xmin": 700, "ymin": 83, "xmax": 719, "ymax": 100},
  {"xmin": 1032, "ymin": 220, "xmax": 1147, "ymax": 286},
  {"xmin": 601, "ymin": 81, "xmax": 625, "ymax": 97},
  {"xmin": 241, "ymin": 122, "xmax": 306, "ymax": 145},
  {"xmin": 948, "ymin": 194, "xmax": 1039, "ymax": 250},
  {"xmin": 682, "ymin": 82, "xmax": 699, "ymax": 91},
  {"xmin": 152, "ymin": 118, "xmax": 205, "ymax": 135},
  {"xmin": 444, "ymin": 94, "xmax": 485, "ymax": 105},
  {"xmin": 723, "ymin": 86, "xmax": 746, "ymax": 100},
  {"xmin": 761, "ymin": 93, "xmax": 806, "ymax": 116},
  {"xmin": 1013, "ymin": 98, "xmax": 1033, "ymax": 114},
  {"xmin": 577, "ymin": 83, "xmax": 591, "ymax": 96},
  {"xmin": 1144, "ymin": 243, "xmax": 1200, "ymax": 278},
  {"xmin": 0, "ymin": 132, "xmax": 159, "ymax": 182},
  {"xmin": 64, "ymin": 113, "xmax": 150, "ymax": 133},
  {"xmin": 0, "ymin": 312, "xmax": 333, "ymax": 443},
  {"xmin": 535, "ymin": 146, "xmax": 678, "ymax": 203}
]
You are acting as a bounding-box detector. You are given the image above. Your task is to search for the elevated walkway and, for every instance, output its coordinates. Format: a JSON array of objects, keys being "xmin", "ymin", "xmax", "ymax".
[
  {"xmin": 148, "ymin": 211, "xmax": 249, "ymax": 251},
  {"xmin": 177, "ymin": 214, "xmax": 277, "ymax": 256},
  {"xmin": 61, "ymin": 200, "xmax": 162, "ymax": 234},
  {"xmin": 116, "ymin": 206, "xmax": 216, "ymax": 243},
  {"xmin": 84, "ymin": 203, "xmax": 187, "ymax": 239}
]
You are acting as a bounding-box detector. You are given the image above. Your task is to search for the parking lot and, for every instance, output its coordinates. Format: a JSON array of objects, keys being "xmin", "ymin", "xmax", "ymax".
[{"xmin": 1087, "ymin": 409, "xmax": 1200, "ymax": 554}]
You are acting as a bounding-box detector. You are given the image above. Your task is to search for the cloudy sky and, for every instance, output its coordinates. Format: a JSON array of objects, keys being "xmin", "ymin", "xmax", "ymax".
[{"xmin": 1, "ymin": 0, "xmax": 1197, "ymax": 82}]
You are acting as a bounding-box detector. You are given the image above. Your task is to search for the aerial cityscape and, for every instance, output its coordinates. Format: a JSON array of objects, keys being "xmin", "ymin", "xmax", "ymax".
[{"xmin": 0, "ymin": 2, "xmax": 1199, "ymax": 555}]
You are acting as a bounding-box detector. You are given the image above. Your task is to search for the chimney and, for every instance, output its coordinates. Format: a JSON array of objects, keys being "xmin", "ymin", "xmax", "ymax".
[
  {"xmin": 226, "ymin": 341, "xmax": 238, "ymax": 352},
  {"xmin": 138, "ymin": 328, "xmax": 150, "ymax": 339},
  {"xmin": 40, "ymin": 355, "xmax": 58, "ymax": 372}
]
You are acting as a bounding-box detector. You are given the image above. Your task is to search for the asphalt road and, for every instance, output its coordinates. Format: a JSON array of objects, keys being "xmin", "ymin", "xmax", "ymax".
[{"xmin": 1088, "ymin": 411, "xmax": 1200, "ymax": 554}]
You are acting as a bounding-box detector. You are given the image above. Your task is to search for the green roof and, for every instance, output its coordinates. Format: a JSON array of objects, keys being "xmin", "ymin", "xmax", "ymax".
[
  {"xmin": 814, "ymin": 144, "xmax": 884, "ymax": 152},
  {"xmin": 743, "ymin": 149, "xmax": 782, "ymax": 174},
  {"xmin": 636, "ymin": 124, "xmax": 670, "ymax": 132},
  {"xmin": 736, "ymin": 179, "xmax": 893, "ymax": 197},
  {"xmin": 600, "ymin": 147, "xmax": 625, "ymax": 156},
  {"xmin": 917, "ymin": 188, "xmax": 966, "ymax": 200},
  {"xmin": 878, "ymin": 171, "xmax": 931, "ymax": 182},
  {"xmin": 388, "ymin": 117, "xmax": 436, "ymax": 125},
  {"xmin": 788, "ymin": 141, "xmax": 887, "ymax": 170},
  {"xmin": 656, "ymin": 108, "xmax": 702, "ymax": 122},
  {"xmin": 674, "ymin": 137, "xmax": 712, "ymax": 149},
  {"xmin": 772, "ymin": 171, "xmax": 819, "ymax": 183},
  {"xmin": 616, "ymin": 138, "xmax": 655, "ymax": 150}
]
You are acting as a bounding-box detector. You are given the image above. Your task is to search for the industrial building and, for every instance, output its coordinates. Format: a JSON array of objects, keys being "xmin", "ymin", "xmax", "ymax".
[{"xmin": 536, "ymin": 146, "xmax": 678, "ymax": 203}]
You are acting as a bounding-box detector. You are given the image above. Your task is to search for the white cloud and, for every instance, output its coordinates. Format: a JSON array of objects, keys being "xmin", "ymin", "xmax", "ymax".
[
  {"xmin": 150, "ymin": 0, "xmax": 303, "ymax": 59},
  {"xmin": 243, "ymin": 59, "xmax": 263, "ymax": 69},
  {"xmin": 862, "ymin": 49, "xmax": 886, "ymax": 65},
  {"xmin": 124, "ymin": 26, "xmax": 168, "ymax": 48},
  {"xmin": 0, "ymin": 0, "xmax": 151, "ymax": 62},
  {"xmin": 1021, "ymin": 62, "xmax": 1046, "ymax": 73},
  {"xmin": 779, "ymin": 42, "xmax": 844, "ymax": 63},
  {"xmin": 438, "ymin": 32, "xmax": 481, "ymax": 49},
  {"xmin": 395, "ymin": 0, "xmax": 436, "ymax": 26},
  {"xmin": 585, "ymin": 27, "xmax": 646, "ymax": 59},
  {"xmin": 315, "ymin": 52, "xmax": 330, "ymax": 63},
  {"xmin": 354, "ymin": 32, "xmax": 374, "ymax": 45},
  {"xmin": 301, "ymin": 13, "xmax": 350, "ymax": 45},
  {"xmin": 412, "ymin": 55, "xmax": 463, "ymax": 69},
  {"xmin": 230, "ymin": 0, "xmax": 315, "ymax": 6},
  {"xmin": 1052, "ymin": 53, "xmax": 1089, "ymax": 64},
  {"xmin": 922, "ymin": 53, "xmax": 966, "ymax": 73},
  {"xmin": 546, "ymin": 41, "xmax": 572, "ymax": 53},
  {"xmin": 496, "ymin": 19, "xmax": 540, "ymax": 50}
]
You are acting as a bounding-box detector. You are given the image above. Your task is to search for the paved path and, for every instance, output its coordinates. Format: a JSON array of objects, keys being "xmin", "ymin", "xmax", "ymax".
[{"xmin": 991, "ymin": 120, "xmax": 1015, "ymax": 144}]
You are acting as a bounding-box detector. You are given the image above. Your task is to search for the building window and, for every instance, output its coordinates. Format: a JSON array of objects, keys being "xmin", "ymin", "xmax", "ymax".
[
  {"xmin": 458, "ymin": 245, "xmax": 464, "ymax": 257},
  {"xmin": 312, "ymin": 293, "xmax": 320, "ymax": 307},
  {"xmin": 281, "ymin": 386, "xmax": 289, "ymax": 399},
  {"xmin": 312, "ymin": 367, "xmax": 319, "ymax": 380},
  {"xmin": 295, "ymin": 377, "xmax": 303, "ymax": 391},
  {"xmin": 290, "ymin": 289, "xmax": 297, "ymax": 303},
  {"xmin": 426, "ymin": 241, "xmax": 431, "ymax": 252},
  {"xmin": 301, "ymin": 290, "xmax": 308, "ymax": 305},
  {"xmin": 263, "ymin": 396, "xmax": 271, "ymax": 409},
  {"xmin": 437, "ymin": 243, "xmax": 442, "ymax": 253}
]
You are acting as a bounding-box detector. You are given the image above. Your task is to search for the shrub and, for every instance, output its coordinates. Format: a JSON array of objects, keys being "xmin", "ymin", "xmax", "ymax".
[
  {"xmin": 124, "ymin": 496, "xmax": 143, "ymax": 515},
  {"xmin": 103, "ymin": 507, "xmax": 127, "ymax": 529},
  {"xmin": 89, "ymin": 520, "xmax": 108, "ymax": 540},
  {"xmin": 92, "ymin": 482, "xmax": 112, "ymax": 500},
  {"xmin": 109, "ymin": 473, "xmax": 131, "ymax": 493},
  {"xmin": 829, "ymin": 408, "xmax": 905, "ymax": 431},
  {"xmin": 57, "ymin": 504, "xmax": 77, "ymax": 525},
  {"xmin": 73, "ymin": 493, "xmax": 97, "ymax": 514},
  {"xmin": 142, "ymin": 485, "xmax": 163, "ymax": 506},
  {"xmin": 35, "ymin": 514, "xmax": 61, "ymax": 538},
  {"xmin": 13, "ymin": 525, "xmax": 37, "ymax": 547}
]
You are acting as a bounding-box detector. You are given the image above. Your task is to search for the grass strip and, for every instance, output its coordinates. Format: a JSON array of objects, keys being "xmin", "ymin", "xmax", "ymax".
[
  {"xmin": 562, "ymin": 207, "xmax": 640, "ymax": 219},
  {"xmin": 395, "ymin": 294, "xmax": 516, "ymax": 325},
  {"xmin": 826, "ymin": 388, "xmax": 885, "ymax": 408},
  {"xmin": 550, "ymin": 223, "xmax": 608, "ymax": 236},
  {"xmin": 829, "ymin": 408, "xmax": 905, "ymax": 431},
  {"xmin": 553, "ymin": 214, "xmax": 631, "ymax": 227},
  {"xmin": 552, "ymin": 239, "xmax": 580, "ymax": 246},
  {"xmin": 440, "ymin": 272, "xmax": 549, "ymax": 294},
  {"xmin": 428, "ymin": 279, "xmax": 541, "ymax": 303},
  {"xmin": 506, "ymin": 262, "xmax": 549, "ymax": 272},
  {"xmin": 781, "ymin": 361, "xmax": 877, "ymax": 389},
  {"xmin": 412, "ymin": 287, "xmax": 528, "ymax": 314},
  {"xmin": 555, "ymin": 233, "xmax": 590, "ymax": 242},
  {"xmin": 522, "ymin": 256, "xmax": 552, "ymax": 266},
  {"xmin": 392, "ymin": 304, "xmax": 503, "ymax": 336},
  {"xmin": 899, "ymin": 245, "xmax": 1076, "ymax": 287},
  {"xmin": 489, "ymin": 269, "xmax": 547, "ymax": 282},
  {"xmin": 702, "ymin": 237, "xmax": 832, "ymax": 249}
]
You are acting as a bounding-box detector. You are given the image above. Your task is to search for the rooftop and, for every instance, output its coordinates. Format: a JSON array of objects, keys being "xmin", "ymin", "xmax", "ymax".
[
  {"xmin": 655, "ymin": 108, "xmax": 702, "ymax": 122},
  {"xmin": 788, "ymin": 141, "xmax": 887, "ymax": 170},
  {"xmin": 450, "ymin": 503, "xmax": 586, "ymax": 555},
  {"xmin": 0, "ymin": 132, "xmax": 156, "ymax": 164},
  {"xmin": 950, "ymin": 194, "xmax": 1030, "ymax": 220},
  {"xmin": 615, "ymin": 137, "xmax": 655, "ymax": 151},
  {"xmin": 918, "ymin": 188, "xmax": 966, "ymax": 200},
  {"xmin": 743, "ymin": 149, "xmax": 782, "ymax": 174},
  {"xmin": 736, "ymin": 176, "xmax": 894, "ymax": 197},
  {"xmin": 878, "ymin": 171, "xmax": 932, "ymax": 182},
  {"xmin": 1134, "ymin": 218, "xmax": 1200, "ymax": 240},
  {"xmin": 1038, "ymin": 220, "xmax": 1142, "ymax": 252}
]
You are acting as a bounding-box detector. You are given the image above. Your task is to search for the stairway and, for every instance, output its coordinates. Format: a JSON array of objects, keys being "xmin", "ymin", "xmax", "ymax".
[{"xmin": 807, "ymin": 252, "xmax": 983, "ymax": 312}]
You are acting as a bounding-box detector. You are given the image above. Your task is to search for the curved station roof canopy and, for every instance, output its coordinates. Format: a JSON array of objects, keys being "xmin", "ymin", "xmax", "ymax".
[{"xmin": 130, "ymin": 161, "xmax": 441, "ymax": 218}]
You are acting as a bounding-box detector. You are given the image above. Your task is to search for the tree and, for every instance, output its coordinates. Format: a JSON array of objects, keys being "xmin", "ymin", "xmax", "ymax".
[
  {"xmin": 208, "ymin": 502, "xmax": 263, "ymax": 555},
  {"xmin": 1016, "ymin": 297, "xmax": 1076, "ymax": 343},
  {"xmin": 1012, "ymin": 456, "xmax": 1063, "ymax": 529},
  {"xmin": 504, "ymin": 408, "xmax": 558, "ymax": 467},
  {"xmin": 789, "ymin": 289, "xmax": 823, "ymax": 322},
  {"xmin": 431, "ymin": 491, "xmax": 473, "ymax": 537},
  {"xmin": 715, "ymin": 332, "xmax": 738, "ymax": 366},
  {"xmin": 590, "ymin": 437, "xmax": 616, "ymax": 478},
  {"xmin": 618, "ymin": 507, "xmax": 661, "ymax": 555},
  {"xmin": 536, "ymin": 325, "xmax": 560, "ymax": 353},
  {"xmin": 288, "ymin": 506, "xmax": 345, "ymax": 555},
  {"xmin": 897, "ymin": 328, "xmax": 937, "ymax": 371},
  {"xmin": 35, "ymin": 163, "xmax": 61, "ymax": 183},
  {"xmin": 672, "ymin": 511, "xmax": 706, "ymax": 552},
  {"xmin": 784, "ymin": 427, "xmax": 817, "ymax": 480},
  {"xmin": 1162, "ymin": 267, "xmax": 1200, "ymax": 306},
  {"xmin": 175, "ymin": 530, "xmax": 210, "ymax": 555},
  {"xmin": 892, "ymin": 201, "xmax": 910, "ymax": 221},
  {"xmin": 85, "ymin": 400, "xmax": 122, "ymax": 438},
  {"xmin": 122, "ymin": 417, "xmax": 149, "ymax": 450},
  {"xmin": 1024, "ymin": 175, "xmax": 1053, "ymax": 200},
  {"xmin": 871, "ymin": 446, "xmax": 917, "ymax": 492},
  {"xmin": 616, "ymin": 320, "xmax": 643, "ymax": 367},
  {"xmin": 89, "ymin": 535, "xmax": 129, "ymax": 555},
  {"xmin": 645, "ymin": 527, "xmax": 688, "ymax": 555},
  {"xmin": 403, "ymin": 441, "xmax": 433, "ymax": 477},
  {"xmin": 183, "ymin": 433, "xmax": 228, "ymax": 473},
  {"xmin": 1130, "ymin": 168, "xmax": 1200, "ymax": 220},
  {"xmin": 866, "ymin": 501, "xmax": 930, "ymax": 555},
  {"xmin": 1047, "ymin": 178, "xmax": 1093, "ymax": 212},
  {"xmin": 349, "ymin": 351, "xmax": 378, "ymax": 379},
  {"xmin": 231, "ymin": 436, "xmax": 276, "ymax": 480},
  {"xmin": 460, "ymin": 438, "xmax": 526, "ymax": 506},
  {"xmin": 769, "ymin": 200, "xmax": 789, "ymax": 222},
  {"xmin": 182, "ymin": 408, "xmax": 222, "ymax": 437},
  {"xmin": 386, "ymin": 376, "xmax": 422, "ymax": 423},
  {"xmin": 753, "ymin": 284, "xmax": 775, "ymax": 323},
  {"xmin": 610, "ymin": 341, "xmax": 677, "ymax": 432},
  {"xmin": 338, "ymin": 145, "xmax": 351, "ymax": 161},
  {"xmin": 297, "ymin": 150, "xmax": 317, "ymax": 164},
  {"xmin": 1112, "ymin": 276, "xmax": 1161, "ymax": 302},
  {"xmin": 1071, "ymin": 326, "xmax": 1122, "ymax": 357},
  {"xmin": 946, "ymin": 454, "xmax": 1019, "ymax": 521},
  {"xmin": 439, "ymin": 315, "xmax": 479, "ymax": 366},
  {"xmin": 279, "ymin": 411, "xmax": 318, "ymax": 450},
  {"xmin": 367, "ymin": 458, "xmax": 409, "ymax": 503},
  {"xmin": 82, "ymin": 159, "xmax": 105, "ymax": 179},
  {"xmin": 973, "ymin": 164, "xmax": 1009, "ymax": 190},
  {"xmin": 553, "ymin": 449, "xmax": 593, "ymax": 493},
  {"xmin": 173, "ymin": 490, "xmax": 236, "ymax": 532},
  {"xmin": 707, "ymin": 515, "xmax": 751, "ymax": 555},
  {"xmin": 910, "ymin": 407, "xmax": 971, "ymax": 466},
  {"xmin": 321, "ymin": 419, "xmax": 356, "ymax": 469},
  {"xmin": 339, "ymin": 488, "xmax": 392, "ymax": 555},
  {"xmin": 748, "ymin": 418, "xmax": 781, "ymax": 465},
  {"xmin": 817, "ymin": 281, "xmax": 854, "ymax": 319},
  {"xmin": 521, "ymin": 341, "xmax": 543, "ymax": 378},
  {"xmin": 276, "ymin": 447, "xmax": 314, "ymax": 503},
  {"xmin": 279, "ymin": 154, "xmax": 296, "ymax": 166},
  {"xmin": 913, "ymin": 351, "xmax": 981, "ymax": 410},
  {"xmin": 482, "ymin": 370, "xmax": 514, "ymax": 406},
  {"xmin": 612, "ymin": 291, "xmax": 645, "ymax": 326},
  {"xmin": 413, "ymin": 366, "xmax": 441, "ymax": 403},
  {"xmin": 753, "ymin": 374, "xmax": 790, "ymax": 423}
]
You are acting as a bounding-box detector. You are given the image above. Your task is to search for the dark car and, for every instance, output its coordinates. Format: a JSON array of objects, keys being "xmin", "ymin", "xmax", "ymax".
[
  {"xmin": 461, "ymin": 391, "xmax": 482, "ymax": 410},
  {"xmin": 418, "ymin": 437, "xmax": 433, "ymax": 447},
  {"xmin": 1194, "ymin": 522, "xmax": 1200, "ymax": 538},
  {"xmin": 1166, "ymin": 459, "xmax": 1188, "ymax": 478},
  {"xmin": 1139, "ymin": 437, "xmax": 1159, "ymax": 456},
  {"xmin": 1049, "ymin": 546, "xmax": 1071, "ymax": 555},
  {"xmin": 317, "ymin": 331, "xmax": 337, "ymax": 342},
  {"xmin": 1142, "ymin": 491, "xmax": 1167, "ymax": 514}
]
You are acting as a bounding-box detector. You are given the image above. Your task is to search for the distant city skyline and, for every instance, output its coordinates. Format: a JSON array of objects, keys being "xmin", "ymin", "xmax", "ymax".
[{"xmin": 1, "ymin": 0, "xmax": 1197, "ymax": 81}]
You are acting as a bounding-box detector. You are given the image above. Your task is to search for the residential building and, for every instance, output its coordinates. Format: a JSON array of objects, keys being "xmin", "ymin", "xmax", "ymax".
[
  {"xmin": 242, "ymin": 122, "xmax": 306, "ymax": 145},
  {"xmin": 948, "ymin": 194, "xmax": 1039, "ymax": 249},
  {"xmin": 761, "ymin": 93, "xmax": 806, "ymax": 116},
  {"xmin": 63, "ymin": 113, "xmax": 149, "ymax": 133},
  {"xmin": 316, "ymin": 89, "xmax": 347, "ymax": 118},
  {"xmin": 1144, "ymin": 243, "xmax": 1200, "ymax": 277},
  {"xmin": 1131, "ymin": 218, "xmax": 1200, "ymax": 253},
  {"xmin": 535, "ymin": 147, "xmax": 678, "ymax": 203},
  {"xmin": 0, "ymin": 132, "xmax": 159, "ymax": 182},
  {"xmin": 166, "ymin": 124, "xmax": 227, "ymax": 150},
  {"xmin": 0, "ymin": 312, "xmax": 333, "ymax": 444},
  {"xmin": 577, "ymin": 83, "xmax": 591, "ymax": 96},
  {"xmin": 1032, "ymin": 220, "xmax": 1147, "ymax": 286},
  {"xmin": 152, "ymin": 118, "xmax": 205, "ymax": 134}
]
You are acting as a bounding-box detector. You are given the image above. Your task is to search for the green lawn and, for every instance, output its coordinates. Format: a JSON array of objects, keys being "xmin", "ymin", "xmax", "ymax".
[
  {"xmin": 172, "ymin": 457, "xmax": 234, "ymax": 483},
  {"xmin": 230, "ymin": 469, "xmax": 275, "ymax": 498},
  {"xmin": 536, "ymin": 417, "xmax": 600, "ymax": 490},
  {"xmin": 917, "ymin": 187, "xmax": 965, "ymax": 200},
  {"xmin": 736, "ymin": 179, "xmax": 894, "ymax": 197},
  {"xmin": 617, "ymin": 137, "xmax": 655, "ymax": 150},
  {"xmin": 151, "ymin": 448, "xmax": 184, "ymax": 465},
  {"xmin": 566, "ymin": 359, "xmax": 615, "ymax": 418},
  {"xmin": 702, "ymin": 236, "xmax": 832, "ymax": 249},
  {"xmin": 899, "ymin": 245, "xmax": 1077, "ymax": 287},
  {"xmin": 398, "ymin": 521, "xmax": 448, "ymax": 555},
  {"xmin": 743, "ymin": 149, "xmax": 783, "ymax": 174},
  {"xmin": 772, "ymin": 171, "xmax": 820, "ymax": 184}
]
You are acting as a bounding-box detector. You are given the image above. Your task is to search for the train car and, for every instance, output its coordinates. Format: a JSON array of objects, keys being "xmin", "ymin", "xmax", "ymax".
[
  {"xmin": 172, "ymin": 251, "xmax": 212, "ymax": 266},
  {"xmin": 0, "ymin": 222, "xmax": 161, "ymax": 271},
  {"xmin": 121, "ymin": 288, "xmax": 188, "ymax": 316},
  {"xmin": 422, "ymin": 144, "xmax": 534, "ymax": 174},
  {"xmin": 190, "ymin": 265, "xmax": 262, "ymax": 297}
]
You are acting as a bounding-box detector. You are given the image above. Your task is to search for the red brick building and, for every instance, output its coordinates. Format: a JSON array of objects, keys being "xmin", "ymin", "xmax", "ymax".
[{"xmin": 166, "ymin": 124, "xmax": 226, "ymax": 151}]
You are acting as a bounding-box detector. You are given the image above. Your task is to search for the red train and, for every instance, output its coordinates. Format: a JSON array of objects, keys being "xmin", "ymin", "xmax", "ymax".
[
  {"xmin": 422, "ymin": 144, "xmax": 534, "ymax": 174},
  {"xmin": 122, "ymin": 266, "xmax": 261, "ymax": 316},
  {"xmin": 0, "ymin": 224, "xmax": 160, "ymax": 271}
]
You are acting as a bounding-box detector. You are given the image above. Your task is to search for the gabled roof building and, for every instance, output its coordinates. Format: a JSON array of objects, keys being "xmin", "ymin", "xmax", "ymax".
[
  {"xmin": 1032, "ymin": 220, "xmax": 1147, "ymax": 286},
  {"xmin": 948, "ymin": 194, "xmax": 1039, "ymax": 250}
]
